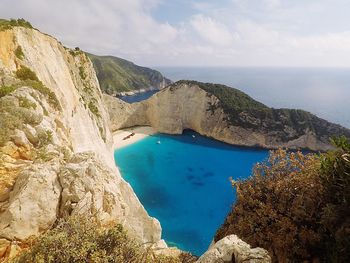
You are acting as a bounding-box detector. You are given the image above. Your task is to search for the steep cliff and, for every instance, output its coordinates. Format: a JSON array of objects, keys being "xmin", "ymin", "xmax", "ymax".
[
  {"xmin": 0, "ymin": 22, "xmax": 162, "ymax": 257},
  {"xmin": 87, "ymin": 53, "xmax": 171, "ymax": 95},
  {"xmin": 105, "ymin": 81, "xmax": 350, "ymax": 151}
]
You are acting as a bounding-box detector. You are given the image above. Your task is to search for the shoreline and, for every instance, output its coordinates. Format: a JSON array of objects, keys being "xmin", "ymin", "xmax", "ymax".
[{"xmin": 112, "ymin": 126, "xmax": 156, "ymax": 149}]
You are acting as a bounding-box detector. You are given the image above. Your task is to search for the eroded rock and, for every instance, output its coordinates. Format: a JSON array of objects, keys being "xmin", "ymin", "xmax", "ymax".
[{"xmin": 197, "ymin": 235, "xmax": 271, "ymax": 263}]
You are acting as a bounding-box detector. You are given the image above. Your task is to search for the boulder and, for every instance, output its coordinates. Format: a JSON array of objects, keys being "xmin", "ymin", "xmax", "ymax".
[{"xmin": 197, "ymin": 235, "xmax": 271, "ymax": 263}]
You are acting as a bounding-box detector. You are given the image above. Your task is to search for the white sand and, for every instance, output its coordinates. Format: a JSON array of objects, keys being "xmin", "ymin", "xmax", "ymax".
[{"xmin": 112, "ymin": 126, "xmax": 156, "ymax": 149}]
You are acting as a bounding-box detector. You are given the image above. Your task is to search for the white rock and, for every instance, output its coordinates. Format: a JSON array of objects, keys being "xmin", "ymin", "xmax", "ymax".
[
  {"xmin": 0, "ymin": 160, "xmax": 61, "ymax": 240},
  {"xmin": 197, "ymin": 235, "xmax": 271, "ymax": 263},
  {"xmin": 11, "ymin": 129, "xmax": 31, "ymax": 148}
]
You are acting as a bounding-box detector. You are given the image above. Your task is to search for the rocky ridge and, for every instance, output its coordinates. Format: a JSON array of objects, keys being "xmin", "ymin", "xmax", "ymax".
[{"xmin": 104, "ymin": 81, "xmax": 350, "ymax": 151}]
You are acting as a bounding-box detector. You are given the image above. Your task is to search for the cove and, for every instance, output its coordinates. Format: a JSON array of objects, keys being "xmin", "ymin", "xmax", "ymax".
[{"xmin": 114, "ymin": 130, "xmax": 268, "ymax": 255}]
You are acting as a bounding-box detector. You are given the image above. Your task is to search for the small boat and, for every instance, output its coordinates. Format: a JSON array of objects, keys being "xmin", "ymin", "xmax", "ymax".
[
  {"xmin": 192, "ymin": 135, "xmax": 196, "ymax": 138},
  {"xmin": 157, "ymin": 140, "xmax": 161, "ymax": 144}
]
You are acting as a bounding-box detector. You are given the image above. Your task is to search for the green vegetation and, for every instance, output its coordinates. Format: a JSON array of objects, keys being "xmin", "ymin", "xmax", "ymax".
[
  {"xmin": 14, "ymin": 46, "xmax": 25, "ymax": 60},
  {"xmin": 176, "ymin": 80, "xmax": 350, "ymax": 143},
  {"xmin": 88, "ymin": 100, "xmax": 101, "ymax": 118},
  {"xmin": 0, "ymin": 18, "xmax": 33, "ymax": 31},
  {"xmin": 78, "ymin": 66, "xmax": 86, "ymax": 80},
  {"xmin": 14, "ymin": 66, "xmax": 60, "ymax": 110},
  {"xmin": 18, "ymin": 96, "xmax": 37, "ymax": 109},
  {"xmin": 87, "ymin": 53, "xmax": 171, "ymax": 94},
  {"xmin": 215, "ymin": 137, "xmax": 350, "ymax": 262},
  {"xmin": 0, "ymin": 86, "xmax": 16, "ymax": 98},
  {"xmin": 15, "ymin": 66, "xmax": 39, "ymax": 81},
  {"xmin": 13, "ymin": 216, "xmax": 196, "ymax": 263},
  {"xmin": 0, "ymin": 96, "xmax": 42, "ymax": 146}
]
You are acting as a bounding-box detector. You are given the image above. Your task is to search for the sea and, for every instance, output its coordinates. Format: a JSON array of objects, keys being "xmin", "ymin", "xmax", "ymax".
[
  {"xmin": 115, "ymin": 67, "xmax": 350, "ymax": 255},
  {"xmin": 115, "ymin": 130, "xmax": 268, "ymax": 255}
]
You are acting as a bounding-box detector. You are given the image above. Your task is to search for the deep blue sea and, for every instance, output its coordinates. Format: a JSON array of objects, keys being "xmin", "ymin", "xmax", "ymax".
[
  {"xmin": 155, "ymin": 67, "xmax": 350, "ymax": 128},
  {"xmin": 115, "ymin": 130, "xmax": 268, "ymax": 255},
  {"xmin": 119, "ymin": 90, "xmax": 158, "ymax": 103}
]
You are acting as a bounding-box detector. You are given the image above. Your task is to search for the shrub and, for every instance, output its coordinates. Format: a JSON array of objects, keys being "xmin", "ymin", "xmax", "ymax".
[
  {"xmin": 13, "ymin": 216, "xmax": 196, "ymax": 263},
  {"xmin": 79, "ymin": 66, "xmax": 86, "ymax": 80},
  {"xmin": 88, "ymin": 101, "xmax": 100, "ymax": 118},
  {"xmin": 18, "ymin": 96, "xmax": 36, "ymax": 110},
  {"xmin": 0, "ymin": 100, "xmax": 42, "ymax": 146},
  {"xmin": 0, "ymin": 18, "xmax": 33, "ymax": 31},
  {"xmin": 14, "ymin": 46, "xmax": 25, "ymax": 60},
  {"xmin": 24, "ymin": 80, "xmax": 60, "ymax": 110},
  {"xmin": 215, "ymin": 143, "xmax": 350, "ymax": 263},
  {"xmin": 0, "ymin": 86, "xmax": 16, "ymax": 98},
  {"xmin": 319, "ymin": 136, "xmax": 350, "ymax": 262},
  {"xmin": 15, "ymin": 66, "xmax": 39, "ymax": 81},
  {"xmin": 13, "ymin": 67, "xmax": 61, "ymax": 110}
]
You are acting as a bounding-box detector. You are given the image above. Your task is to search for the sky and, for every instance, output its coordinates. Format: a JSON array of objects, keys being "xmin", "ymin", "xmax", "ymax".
[{"xmin": 1, "ymin": 0, "xmax": 350, "ymax": 67}]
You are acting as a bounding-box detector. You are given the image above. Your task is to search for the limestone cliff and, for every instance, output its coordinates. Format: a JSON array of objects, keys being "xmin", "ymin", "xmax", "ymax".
[
  {"xmin": 104, "ymin": 81, "xmax": 350, "ymax": 151},
  {"xmin": 0, "ymin": 24, "xmax": 161, "ymax": 256}
]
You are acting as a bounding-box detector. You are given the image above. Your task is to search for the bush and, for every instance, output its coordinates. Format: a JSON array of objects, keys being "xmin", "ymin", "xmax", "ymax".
[
  {"xmin": 0, "ymin": 18, "xmax": 33, "ymax": 31},
  {"xmin": 88, "ymin": 101, "xmax": 100, "ymax": 118},
  {"xmin": 215, "ymin": 142, "xmax": 350, "ymax": 263},
  {"xmin": 319, "ymin": 136, "xmax": 350, "ymax": 262},
  {"xmin": 0, "ymin": 100, "xmax": 42, "ymax": 146},
  {"xmin": 0, "ymin": 86, "xmax": 16, "ymax": 98},
  {"xmin": 18, "ymin": 96, "xmax": 36, "ymax": 109},
  {"xmin": 15, "ymin": 66, "xmax": 39, "ymax": 81},
  {"xmin": 14, "ymin": 46, "xmax": 25, "ymax": 60},
  {"xmin": 13, "ymin": 66, "xmax": 61, "ymax": 110},
  {"xmin": 13, "ymin": 216, "xmax": 196, "ymax": 263},
  {"xmin": 79, "ymin": 66, "xmax": 86, "ymax": 80}
]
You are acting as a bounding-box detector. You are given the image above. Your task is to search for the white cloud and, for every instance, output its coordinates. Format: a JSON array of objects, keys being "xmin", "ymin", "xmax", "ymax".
[
  {"xmin": 1, "ymin": 0, "xmax": 350, "ymax": 66},
  {"xmin": 190, "ymin": 14, "xmax": 236, "ymax": 47}
]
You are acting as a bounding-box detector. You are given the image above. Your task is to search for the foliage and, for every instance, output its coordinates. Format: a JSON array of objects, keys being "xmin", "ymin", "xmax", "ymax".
[
  {"xmin": 0, "ymin": 18, "xmax": 33, "ymax": 31},
  {"xmin": 87, "ymin": 53, "xmax": 171, "ymax": 94},
  {"xmin": 184, "ymin": 80, "xmax": 268, "ymax": 112},
  {"xmin": 319, "ymin": 136, "xmax": 350, "ymax": 262},
  {"xmin": 14, "ymin": 45, "xmax": 25, "ymax": 60},
  {"xmin": 0, "ymin": 98, "xmax": 42, "ymax": 146},
  {"xmin": 15, "ymin": 66, "xmax": 39, "ymax": 81},
  {"xmin": 176, "ymin": 80, "xmax": 350, "ymax": 142},
  {"xmin": 88, "ymin": 100, "xmax": 101, "ymax": 118},
  {"xmin": 215, "ymin": 142, "xmax": 350, "ymax": 262},
  {"xmin": 79, "ymin": 66, "xmax": 86, "ymax": 80},
  {"xmin": 0, "ymin": 85, "xmax": 16, "ymax": 98},
  {"xmin": 14, "ymin": 67, "xmax": 60, "ymax": 110},
  {"xmin": 18, "ymin": 96, "xmax": 37, "ymax": 109},
  {"xmin": 13, "ymin": 216, "xmax": 196, "ymax": 263},
  {"xmin": 25, "ymin": 80, "xmax": 60, "ymax": 110}
]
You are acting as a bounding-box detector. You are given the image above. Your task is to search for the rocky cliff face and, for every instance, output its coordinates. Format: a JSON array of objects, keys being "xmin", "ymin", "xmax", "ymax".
[
  {"xmin": 0, "ymin": 25, "xmax": 161, "ymax": 257},
  {"xmin": 105, "ymin": 81, "xmax": 350, "ymax": 151}
]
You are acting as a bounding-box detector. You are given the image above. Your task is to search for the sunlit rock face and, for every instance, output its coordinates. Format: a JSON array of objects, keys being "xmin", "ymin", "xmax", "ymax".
[
  {"xmin": 105, "ymin": 81, "xmax": 350, "ymax": 152},
  {"xmin": 0, "ymin": 26, "xmax": 162, "ymax": 256}
]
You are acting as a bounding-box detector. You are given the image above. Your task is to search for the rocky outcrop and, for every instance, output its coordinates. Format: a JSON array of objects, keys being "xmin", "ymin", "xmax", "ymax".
[
  {"xmin": 0, "ymin": 25, "xmax": 162, "ymax": 258},
  {"xmin": 104, "ymin": 81, "xmax": 350, "ymax": 151},
  {"xmin": 197, "ymin": 235, "xmax": 271, "ymax": 263}
]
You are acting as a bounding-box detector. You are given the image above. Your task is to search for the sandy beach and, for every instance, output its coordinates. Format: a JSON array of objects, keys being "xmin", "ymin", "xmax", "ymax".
[{"xmin": 112, "ymin": 126, "xmax": 156, "ymax": 149}]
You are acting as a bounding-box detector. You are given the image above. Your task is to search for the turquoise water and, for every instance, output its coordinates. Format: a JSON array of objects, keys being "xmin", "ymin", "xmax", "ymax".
[{"xmin": 114, "ymin": 130, "xmax": 268, "ymax": 255}]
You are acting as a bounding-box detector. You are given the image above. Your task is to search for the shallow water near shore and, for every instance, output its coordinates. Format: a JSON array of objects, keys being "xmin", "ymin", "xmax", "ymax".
[{"xmin": 114, "ymin": 130, "xmax": 268, "ymax": 255}]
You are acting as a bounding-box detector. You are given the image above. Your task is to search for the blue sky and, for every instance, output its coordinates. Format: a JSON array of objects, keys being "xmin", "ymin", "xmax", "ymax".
[{"xmin": 1, "ymin": 0, "xmax": 350, "ymax": 67}]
